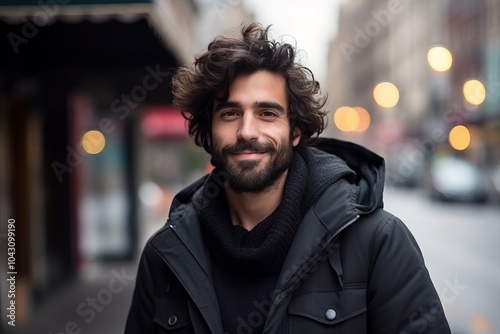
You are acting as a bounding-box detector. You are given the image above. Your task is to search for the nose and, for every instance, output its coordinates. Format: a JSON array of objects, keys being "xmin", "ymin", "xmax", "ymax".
[{"xmin": 237, "ymin": 112, "xmax": 259, "ymax": 141}]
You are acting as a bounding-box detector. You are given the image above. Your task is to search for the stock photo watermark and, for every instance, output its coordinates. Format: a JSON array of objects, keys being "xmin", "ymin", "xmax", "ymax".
[
  {"xmin": 339, "ymin": 0, "xmax": 413, "ymax": 63},
  {"xmin": 5, "ymin": 219, "xmax": 17, "ymax": 327},
  {"xmin": 50, "ymin": 63, "xmax": 172, "ymax": 183},
  {"xmin": 212, "ymin": 0, "xmax": 243, "ymax": 21},
  {"xmin": 48, "ymin": 267, "xmax": 134, "ymax": 334},
  {"xmin": 399, "ymin": 277, "xmax": 467, "ymax": 334},
  {"xmin": 7, "ymin": 0, "xmax": 70, "ymax": 54},
  {"xmin": 385, "ymin": 128, "xmax": 446, "ymax": 187},
  {"xmin": 386, "ymin": 72, "xmax": 500, "ymax": 188}
]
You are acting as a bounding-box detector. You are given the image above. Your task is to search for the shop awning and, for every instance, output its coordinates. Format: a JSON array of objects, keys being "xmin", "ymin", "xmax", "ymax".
[
  {"xmin": 141, "ymin": 106, "xmax": 189, "ymax": 139},
  {"xmin": 0, "ymin": 0, "xmax": 196, "ymax": 64}
]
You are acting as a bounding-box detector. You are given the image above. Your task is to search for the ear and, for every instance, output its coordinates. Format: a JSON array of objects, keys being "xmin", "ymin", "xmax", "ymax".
[{"xmin": 292, "ymin": 127, "xmax": 302, "ymax": 147}]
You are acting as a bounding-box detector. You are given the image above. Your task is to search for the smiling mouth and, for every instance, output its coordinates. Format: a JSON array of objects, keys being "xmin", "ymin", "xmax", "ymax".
[{"xmin": 232, "ymin": 151, "xmax": 267, "ymax": 159}]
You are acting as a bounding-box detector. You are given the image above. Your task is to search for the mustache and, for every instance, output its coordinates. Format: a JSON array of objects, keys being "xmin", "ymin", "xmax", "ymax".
[{"xmin": 221, "ymin": 140, "xmax": 275, "ymax": 155}]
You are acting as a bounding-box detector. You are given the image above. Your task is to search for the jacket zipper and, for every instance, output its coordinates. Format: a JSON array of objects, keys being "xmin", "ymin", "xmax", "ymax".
[{"xmin": 272, "ymin": 214, "xmax": 360, "ymax": 304}]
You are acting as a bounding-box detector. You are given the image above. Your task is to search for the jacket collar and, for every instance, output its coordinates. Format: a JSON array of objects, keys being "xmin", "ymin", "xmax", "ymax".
[
  {"xmin": 263, "ymin": 178, "xmax": 360, "ymax": 332},
  {"xmin": 276, "ymin": 178, "xmax": 359, "ymax": 290}
]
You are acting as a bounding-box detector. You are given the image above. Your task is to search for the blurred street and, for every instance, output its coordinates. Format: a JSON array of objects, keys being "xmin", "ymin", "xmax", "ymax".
[
  {"xmin": 6, "ymin": 262, "xmax": 137, "ymax": 334},
  {"xmin": 384, "ymin": 187, "xmax": 500, "ymax": 334}
]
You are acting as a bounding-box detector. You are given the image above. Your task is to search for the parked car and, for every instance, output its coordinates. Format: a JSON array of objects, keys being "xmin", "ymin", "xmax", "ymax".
[{"xmin": 424, "ymin": 156, "xmax": 488, "ymax": 203}]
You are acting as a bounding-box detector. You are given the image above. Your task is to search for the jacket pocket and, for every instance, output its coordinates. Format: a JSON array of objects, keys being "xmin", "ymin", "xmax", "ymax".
[
  {"xmin": 287, "ymin": 288, "xmax": 367, "ymax": 333},
  {"xmin": 153, "ymin": 295, "xmax": 194, "ymax": 333}
]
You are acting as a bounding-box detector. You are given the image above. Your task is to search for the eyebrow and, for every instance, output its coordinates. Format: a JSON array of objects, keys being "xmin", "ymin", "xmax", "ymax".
[
  {"xmin": 253, "ymin": 101, "xmax": 286, "ymax": 113},
  {"xmin": 214, "ymin": 100, "xmax": 286, "ymax": 113},
  {"xmin": 214, "ymin": 101, "xmax": 241, "ymax": 113}
]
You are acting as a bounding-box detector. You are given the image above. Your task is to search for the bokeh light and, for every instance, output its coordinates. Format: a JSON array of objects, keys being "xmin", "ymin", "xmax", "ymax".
[
  {"xmin": 333, "ymin": 106, "xmax": 371, "ymax": 132},
  {"xmin": 427, "ymin": 46, "xmax": 453, "ymax": 72},
  {"xmin": 373, "ymin": 82, "xmax": 400, "ymax": 108},
  {"xmin": 463, "ymin": 79, "xmax": 486, "ymax": 106},
  {"xmin": 449, "ymin": 125, "xmax": 471, "ymax": 151},
  {"xmin": 352, "ymin": 107, "xmax": 371, "ymax": 132},
  {"xmin": 334, "ymin": 106, "xmax": 359, "ymax": 132},
  {"xmin": 81, "ymin": 130, "xmax": 106, "ymax": 154}
]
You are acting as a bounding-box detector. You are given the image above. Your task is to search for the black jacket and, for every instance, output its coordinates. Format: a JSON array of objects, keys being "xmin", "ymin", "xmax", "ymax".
[{"xmin": 124, "ymin": 138, "xmax": 451, "ymax": 333}]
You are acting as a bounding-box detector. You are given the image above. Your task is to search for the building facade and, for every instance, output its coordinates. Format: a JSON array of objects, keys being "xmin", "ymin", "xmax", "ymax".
[{"xmin": 327, "ymin": 0, "xmax": 499, "ymax": 190}]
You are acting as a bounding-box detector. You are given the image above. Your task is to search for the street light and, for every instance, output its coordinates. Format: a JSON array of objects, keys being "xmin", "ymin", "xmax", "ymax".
[
  {"xmin": 81, "ymin": 130, "xmax": 106, "ymax": 154},
  {"xmin": 463, "ymin": 79, "xmax": 486, "ymax": 106},
  {"xmin": 334, "ymin": 106, "xmax": 359, "ymax": 132},
  {"xmin": 449, "ymin": 125, "xmax": 470, "ymax": 151},
  {"xmin": 427, "ymin": 46, "xmax": 453, "ymax": 72},
  {"xmin": 352, "ymin": 107, "xmax": 371, "ymax": 132},
  {"xmin": 333, "ymin": 106, "xmax": 371, "ymax": 133},
  {"xmin": 373, "ymin": 81, "xmax": 400, "ymax": 108}
]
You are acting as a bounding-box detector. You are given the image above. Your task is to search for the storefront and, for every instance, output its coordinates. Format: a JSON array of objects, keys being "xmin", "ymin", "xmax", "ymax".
[{"xmin": 0, "ymin": 0, "xmax": 197, "ymax": 327}]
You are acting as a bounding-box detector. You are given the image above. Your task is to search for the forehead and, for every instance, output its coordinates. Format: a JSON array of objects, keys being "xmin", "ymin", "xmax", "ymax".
[{"xmin": 227, "ymin": 70, "xmax": 288, "ymax": 105}]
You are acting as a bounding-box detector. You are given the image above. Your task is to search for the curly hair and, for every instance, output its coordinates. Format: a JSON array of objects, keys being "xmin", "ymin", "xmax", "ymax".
[{"xmin": 172, "ymin": 22, "xmax": 328, "ymax": 153}]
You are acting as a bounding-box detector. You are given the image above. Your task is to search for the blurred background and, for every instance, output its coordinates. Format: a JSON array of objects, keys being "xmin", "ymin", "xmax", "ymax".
[{"xmin": 0, "ymin": 0, "xmax": 499, "ymax": 333}]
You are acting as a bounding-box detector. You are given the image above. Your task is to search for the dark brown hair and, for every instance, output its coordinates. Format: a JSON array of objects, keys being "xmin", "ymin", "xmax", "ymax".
[{"xmin": 172, "ymin": 22, "xmax": 328, "ymax": 153}]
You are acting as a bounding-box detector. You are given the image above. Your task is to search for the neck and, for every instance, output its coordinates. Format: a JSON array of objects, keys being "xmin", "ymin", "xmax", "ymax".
[{"xmin": 225, "ymin": 171, "xmax": 288, "ymax": 231}]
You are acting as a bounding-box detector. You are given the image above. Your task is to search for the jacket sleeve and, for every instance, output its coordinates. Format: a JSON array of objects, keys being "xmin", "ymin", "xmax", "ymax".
[
  {"xmin": 124, "ymin": 244, "xmax": 157, "ymax": 334},
  {"xmin": 366, "ymin": 215, "xmax": 451, "ymax": 333}
]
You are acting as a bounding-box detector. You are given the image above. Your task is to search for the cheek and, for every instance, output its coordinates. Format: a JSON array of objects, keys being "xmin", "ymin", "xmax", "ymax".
[
  {"xmin": 213, "ymin": 121, "xmax": 239, "ymax": 140},
  {"xmin": 211, "ymin": 126, "xmax": 231, "ymax": 151}
]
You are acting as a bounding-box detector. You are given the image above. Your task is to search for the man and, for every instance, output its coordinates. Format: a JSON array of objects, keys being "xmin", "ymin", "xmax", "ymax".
[{"xmin": 124, "ymin": 22, "xmax": 451, "ymax": 333}]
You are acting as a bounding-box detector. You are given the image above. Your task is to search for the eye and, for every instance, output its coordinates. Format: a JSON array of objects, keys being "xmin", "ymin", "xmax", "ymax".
[
  {"xmin": 220, "ymin": 109, "xmax": 239, "ymax": 120},
  {"xmin": 259, "ymin": 110, "xmax": 279, "ymax": 118}
]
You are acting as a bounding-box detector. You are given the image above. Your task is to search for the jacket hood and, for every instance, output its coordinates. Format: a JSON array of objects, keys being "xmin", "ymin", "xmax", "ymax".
[{"xmin": 311, "ymin": 137, "xmax": 385, "ymax": 214}]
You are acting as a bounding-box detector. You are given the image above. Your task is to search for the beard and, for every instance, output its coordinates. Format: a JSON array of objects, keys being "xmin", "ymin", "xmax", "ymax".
[{"xmin": 210, "ymin": 137, "xmax": 294, "ymax": 193}]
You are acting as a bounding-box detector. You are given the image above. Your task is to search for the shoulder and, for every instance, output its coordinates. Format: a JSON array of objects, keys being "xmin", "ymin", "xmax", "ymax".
[
  {"xmin": 339, "ymin": 209, "xmax": 405, "ymax": 246},
  {"xmin": 336, "ymin": 209, "xmax": 424, "ymax": 276},
  {"xmin": 345, "ymin": 208, "xmax": 423, "ymax": 260},
  {"xmin": 333, "ymin": 209, "xmax": 396, "ymax": 275},
  {"xmin": 357, "ymin": 209, "xmax": 422, "ymax": 256}
]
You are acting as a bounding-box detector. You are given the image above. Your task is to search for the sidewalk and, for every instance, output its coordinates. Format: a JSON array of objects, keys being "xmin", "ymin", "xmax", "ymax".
[{"xmin": 7, "ymin": 262, "xmax": 137, "ymax": 334}]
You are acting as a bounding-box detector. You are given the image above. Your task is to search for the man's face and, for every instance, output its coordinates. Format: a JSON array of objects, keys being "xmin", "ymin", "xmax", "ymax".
[{"xmin": 211, "ymin": 70, "xmax": 301, "ymax": 193}]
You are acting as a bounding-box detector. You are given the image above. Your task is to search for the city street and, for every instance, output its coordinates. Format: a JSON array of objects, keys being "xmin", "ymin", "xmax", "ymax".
[
  {"xmin": 384, "ymin": 187, "xmax": 500, "ymax": 334},
  {"xmin": 2, "ymin": 1, "xmax": 499, "ymax": 334}
]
